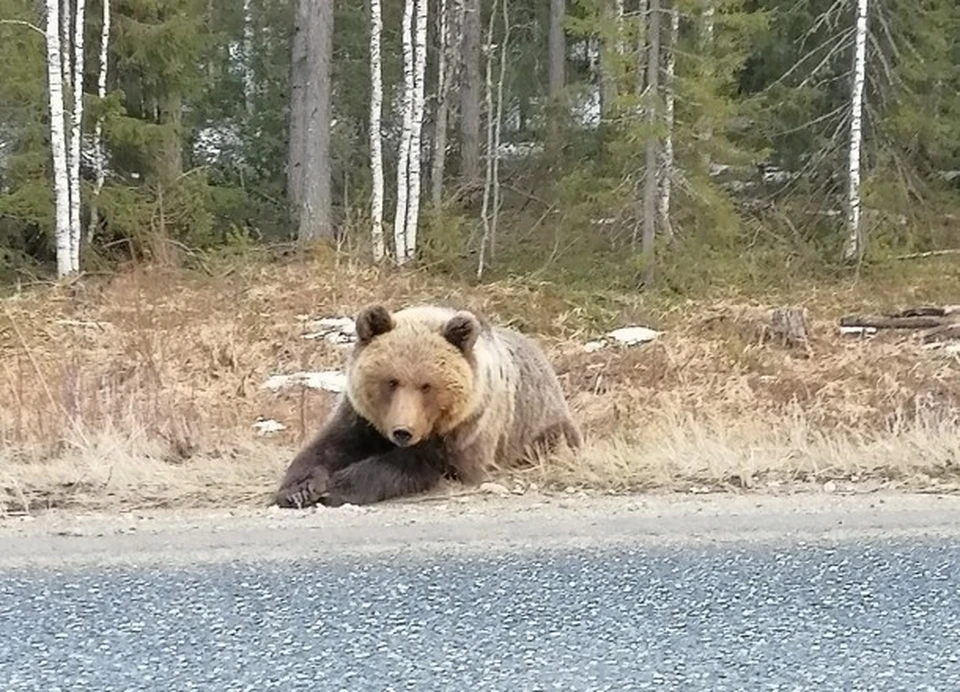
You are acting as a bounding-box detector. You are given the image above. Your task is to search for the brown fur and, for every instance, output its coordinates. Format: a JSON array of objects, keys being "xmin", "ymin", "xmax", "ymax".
[{"xmin": 273, "ymin": 303, "xmax": 582, "ymax": 508}]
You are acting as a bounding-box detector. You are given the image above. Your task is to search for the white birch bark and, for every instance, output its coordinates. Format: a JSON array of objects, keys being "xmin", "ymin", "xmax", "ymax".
[
  {"xmin": 369, "ymin": 0, "xmax": 385, "ymax": 261},
  {"xmin": 68, "ymin": 0, "xmax": 87, "ymax": 272},
  {"xmin": 87, "ymin": 0, "xmax": 110, "ymax": 246},
  {"xmin": 46, "ymin": 0, "xmax": 73, "ymax": 277},
  {"xmin": 393, "ymin": 0, "xmax": 416, "ymax": 263},
  {"xmin": 843, "ymin": 0, "xmax": 869, "ymax": 263},
  {"xmin": 477, "ymin": 0, "xmax": 497, "ymax": 279},
  {"xmin": 402, "ymin": 0, "xmax": 429, "ymax": 263},
  {"xmin": 243, "ymin": 0, "xmax": 254, "ymax": 116},
  {"xmin": 489, "ymin": 0, "xmax": 508, "ymax": 261},
  {"xmin": 659, "ymin": 5, "xmax": 678, "ymax": 241}
]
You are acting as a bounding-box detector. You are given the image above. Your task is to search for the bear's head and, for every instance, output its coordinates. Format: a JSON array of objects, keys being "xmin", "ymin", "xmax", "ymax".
[{"xmin": 345, "ymin": 304, "xmax": 485, "ymax": 447}]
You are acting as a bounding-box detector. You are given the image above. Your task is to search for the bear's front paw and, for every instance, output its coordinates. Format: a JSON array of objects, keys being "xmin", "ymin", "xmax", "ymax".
[
  {"xmin": 317, "ymin": 470, "xmax": 377, "ymax": 508},
  {"xmin": 274, "ymin": 467, "xmax": 331, "ymax": 509}
]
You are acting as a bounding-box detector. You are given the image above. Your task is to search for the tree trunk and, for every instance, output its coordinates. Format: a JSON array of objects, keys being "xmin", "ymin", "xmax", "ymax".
[
  {"xmin": 843, "ymin": 0, "xmax": 868, "ymax": 264},
  {"xmin": 430, "ymin": 0, "xmax": 456, "ymax": 208},
  {"xmin": 393, "ymin": 0, "xmax": 416, "ymax": 261},
  {"xmin": 640, "ymin": 0, "xmax": 660, "ymax": 287},
  {"xmin": 459, "ymin": 0, "xmax": 481, "ymax": 182},
  {"xmin": 46, "ymin": 0, "xmax": 73, "ymax": 278},
  {"xmin": 287, "ymin": 0, "xmax": 309, "ymax": 224},
  {"xmin": 242, "ymin": 0, "xmax": 254, "ymax": 116},
  {"xmin": 659, "ymin": 3, "xmax": 677, "ymax": 241},
  {"xmin": 298, "ymin": 0, "xmax": 335, "ymax": 242},
  {"xmin": 369, "ymin": 0, "xmax": 385, "ymax": 261},
  {"xmin": 402, "ymin": 0, "xmax": 429, "ymax": 263},
  {"xmin": 547, "ymin": 0, "xmax": 565, "ymax": 153},
  {"xmin": 87, "ymin": 0, "xmax": 111, "ymax": 248},
  {"xmin": 69, "ymin": 0, "xmax": 87, "ymax": 271}
]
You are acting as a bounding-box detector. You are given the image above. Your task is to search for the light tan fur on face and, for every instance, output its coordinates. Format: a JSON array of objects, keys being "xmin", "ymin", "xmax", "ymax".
[{"xmin": 347, "ymin": 308, "xmax": 478, "ymax": 443}]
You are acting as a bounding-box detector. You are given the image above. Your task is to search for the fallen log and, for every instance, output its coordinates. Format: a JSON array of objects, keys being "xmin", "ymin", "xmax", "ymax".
[{"xmin": 839, "ymin": 304, "xmax": 960, "ymax": 342}]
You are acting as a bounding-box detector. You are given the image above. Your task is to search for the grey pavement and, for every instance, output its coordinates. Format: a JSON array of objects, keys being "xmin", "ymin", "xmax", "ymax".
[{"xmin": 0, "ymin": 492, "xmax": 959, "ymax": 691}]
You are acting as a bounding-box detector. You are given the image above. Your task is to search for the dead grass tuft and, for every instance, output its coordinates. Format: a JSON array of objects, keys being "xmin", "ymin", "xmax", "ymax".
[{"xmin": 2, "ymin": 252, "xmax": 960, "ymax": 513}]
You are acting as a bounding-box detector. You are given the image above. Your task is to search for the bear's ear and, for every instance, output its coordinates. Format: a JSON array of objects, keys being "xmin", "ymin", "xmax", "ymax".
[
  {"xmin": 355, "ymin": 304, "xmax": 395, "ymax": 345},
  {"xmin": 442, "ymin": 311, "xmax": 481, "ymax": 353}
]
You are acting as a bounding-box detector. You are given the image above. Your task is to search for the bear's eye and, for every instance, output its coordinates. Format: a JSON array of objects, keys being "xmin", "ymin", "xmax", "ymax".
[
  {"xmin": 386, "ymin": 378, "xmax": 399, "ymax": 390},
  {"xmin": 420, "ymin": 383, "xmax": 432, "ymax": 393}
]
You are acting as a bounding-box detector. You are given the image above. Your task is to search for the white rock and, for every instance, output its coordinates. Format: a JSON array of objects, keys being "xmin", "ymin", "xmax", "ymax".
[
  {"xmin": 606, "ymin": 326, "xmax": 662, "ymax": 346},
  {"xmin": 301, "ymin": 316, "xmax": 357, "ymax": 345},
  {"xmin": 583, "ymin": 340, "xmax": 606, "ymax": 353},
  {"xmin": 262, "ymin": 370, "xmax": 347, "ymax": 394},
  {"xmin": 823, "ymin": 480, "xmax": 837, "ymax": 494},
  {"xmin": 253, "ymin": 418, "xmax": 287, "ymax": 435},
  {"xmin": 478, "ymin": 482, "xmax": 510, "ymax": 496}
]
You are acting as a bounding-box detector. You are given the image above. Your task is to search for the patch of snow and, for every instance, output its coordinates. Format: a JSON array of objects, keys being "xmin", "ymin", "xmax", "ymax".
[
  {"xmin": 840, "ymin": 326, "xmax": 877, "ymax": 337},
  {"xmin": 263, "ymin": 370, "xmax": 347, "ymax": 394},
  {"xmin": 607, "ymin": 326, "xmax": 662, "ymax": 346},
  {"xmin": 253, "ymin": 418, "xmax": 286, "ymax": 435},
  {"xmin": 582, "ymin": 325, "xmax": 662, "ymax": 352},
  {"xmin": 301, "ymin": 316, "xmax": 356, "ymax": 345}
]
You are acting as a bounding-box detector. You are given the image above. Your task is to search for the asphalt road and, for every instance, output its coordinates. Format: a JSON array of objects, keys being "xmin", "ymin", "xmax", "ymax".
[{"xmin": 1, "ymin": 493, "xmax": 959, "ymax": 691}]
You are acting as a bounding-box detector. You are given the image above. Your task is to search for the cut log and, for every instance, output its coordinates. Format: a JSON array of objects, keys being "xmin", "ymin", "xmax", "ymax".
[{"xmin": 839, "ymin": 304, "xmax": 960, "ymax": 343}]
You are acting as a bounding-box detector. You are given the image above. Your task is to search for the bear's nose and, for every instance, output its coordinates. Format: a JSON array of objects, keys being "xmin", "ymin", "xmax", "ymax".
[{"xmin": 391, "ymin": 427, "xmax": 414, "ymax": 446}]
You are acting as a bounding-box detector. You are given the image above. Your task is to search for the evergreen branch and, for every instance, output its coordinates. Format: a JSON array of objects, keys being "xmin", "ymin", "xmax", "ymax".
[{"xmin": 0, "ymin": 19, "xmax": 45, "ymax": 38}]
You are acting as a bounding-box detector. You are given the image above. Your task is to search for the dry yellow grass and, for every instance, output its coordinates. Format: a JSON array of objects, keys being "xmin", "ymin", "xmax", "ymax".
[{"xmin": 1, "ymin": 248, "xmax": 959, "ymax": 513}]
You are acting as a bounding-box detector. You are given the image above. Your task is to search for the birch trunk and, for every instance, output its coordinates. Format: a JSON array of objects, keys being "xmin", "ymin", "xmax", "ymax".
[
  {"xmin": 46, "ymin": 0, "xmax": 72, "ymax": 278},
  {"xmin": 640, "ymin": 0, "xmax": 660, "ymax": 286},
  {"xmin": 243, "ymin": 0, "xmax": 254, "ymax": 116},
  {"xmin": 87, "ymin": 0, "xmax": 110, "ymax": 247},
  {"xmin": 477, "ymin": 0, "xmax": 498, "ymax": 279},
  {"xmin": 547, "ymin": 0, "xmax": 565, "ymax": 153},
  {"xmin": 369, "ymin": 0, "xmax": 385, "ymax": 261},
  {"xmin": 659, "ymin": 4, "xmax": 678, "ymax": 241},
  {"xmin": 489, "ymin": 0, "xmax": 509, "ymax": 261},
  {"xmin": 402, "ymin": 0, "xmax": 429, "ymax": 263},
  {"xmin": 843, "ymin": 0, "xmax": 869, "ymax": 264},
  {"xmin": 393, "ymin": 0, "xmax": 416, "ymax": 262},
  {"xmin": 69, "ymin": 0, "xmax": 87, "ymax": 272},
  {"xmin": 430, "ymin": 0, "xmax": 456, "ymax": 209},
  {"xmin": 699, "ymin": 1, "xmax": 715, "ymax": 170}
]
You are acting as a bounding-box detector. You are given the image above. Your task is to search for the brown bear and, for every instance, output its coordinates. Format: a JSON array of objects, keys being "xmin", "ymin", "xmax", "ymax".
[{"xmin": 274, "ymin": 303, "xmax": 583, "ymax": 508}]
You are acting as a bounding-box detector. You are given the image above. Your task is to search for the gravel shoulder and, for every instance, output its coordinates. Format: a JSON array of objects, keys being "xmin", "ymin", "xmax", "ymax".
[{"xmin": 2, "ymin": 490, "xmax": 959, "ymax": 571}]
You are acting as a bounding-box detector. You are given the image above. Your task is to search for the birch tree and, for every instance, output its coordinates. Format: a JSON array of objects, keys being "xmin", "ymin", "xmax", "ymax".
[
  {"xmin": 547, "ymin": 0, "xmax": 566, "ymax": 154},
  {"xmin": 402, "ymin": 0, "xmax": 429, "ymax": 263},
  {"xmin": 243, "ymin": 0, "xmax": 254, "ymax": 116},
  {"xmin": 369, "ymin": 0, "xmax": 385, "ymax": 261},
  {"xmin": 44, "ymin": 0, "xmax": 73, "ymax": 277},
  {"xmin": 87, "ymin": 0, "xmax": 111, "ymax": 247},
  {"xmin": 659, "ymin": 3, "xmax": 678, "ymax": 241},
  {"xmin": 640, "ymin": 0, "xmax": 660, "ymax": 285},
  {"xmin": 68, "ymin": 0, "xmax": 87, "ymax": 271},
  {"xmin": 393, "ymin": 0, "xmax": 416, "ymax": 262},
  {"xmin": 843, "ymin": 0, "xmax": 869, "ymax": 264},
  {"xmin": 477, "ymin": 0, "xmax": 509, "ymax": 278}
]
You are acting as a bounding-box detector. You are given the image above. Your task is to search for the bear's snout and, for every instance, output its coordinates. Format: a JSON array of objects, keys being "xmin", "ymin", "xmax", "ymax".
[{"xmin": 391, "ymin": 427, "xmax": 415, "ymax": 446}]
